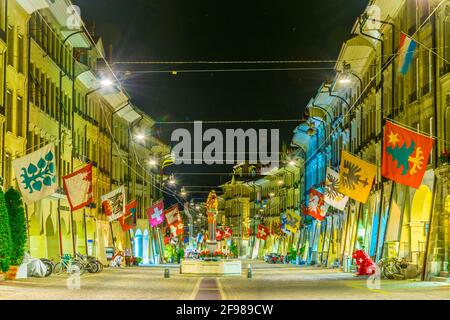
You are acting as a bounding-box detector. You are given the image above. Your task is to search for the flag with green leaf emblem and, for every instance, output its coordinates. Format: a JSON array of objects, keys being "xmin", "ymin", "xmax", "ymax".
[{"xmin": 12, "ymin": 143, "xmax": 57, "ymax": 204}]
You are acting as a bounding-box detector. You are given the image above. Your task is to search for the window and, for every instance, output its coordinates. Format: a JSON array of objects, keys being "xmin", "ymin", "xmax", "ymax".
[
  {"xmin": 17, "ymin": 96, "xmax": 23, "ymax": 137},
  {"xmin": 7, "ymin": 25, "xmax": 14, "ymax": 67},
  {"xmin": 6, "ymin": 90, "xmax": 12, "ymax": 132},
  {"xmin": 18, "ymin": 34, "xmax": 24, "ymax": 74}
]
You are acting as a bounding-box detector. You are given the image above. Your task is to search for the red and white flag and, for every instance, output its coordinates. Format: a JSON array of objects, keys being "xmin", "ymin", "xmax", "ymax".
[
  {"xmin": 170, "ymin": 220, "xmax": 184, "ymax": 237},
  {"xmin": 119, "ymin": 200, "xmax": 137, "ymax": 232},
  {"xmin": 216, "ymin": 229, "xmax": 224, "ymax": 241},
  {"xmin": 63, "ymin": 163, "xmax": 93, "ymax": 211},
  {"xmin": 165, "ymin": 205, "xmax": 181, "ymax": 225},
  {"xmin": 257, "ymin": 224, "xmax": 269, "ymax": 240},
  {"xmin": 224, "ymin": 226, "xmax": 233, "ymax": 239},
  {"xmin": 147, "ymin": 200, "xmax": 164, "ymax": 227}
]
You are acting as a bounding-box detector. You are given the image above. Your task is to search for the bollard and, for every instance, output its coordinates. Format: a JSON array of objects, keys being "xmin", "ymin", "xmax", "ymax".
[
  {"xmin": 247, "ymin": 264, "xmax": 252, "ymax": 279},
  {"xmin": 164, "ymin": 268, "xmax": 170, "ymax": 278}
]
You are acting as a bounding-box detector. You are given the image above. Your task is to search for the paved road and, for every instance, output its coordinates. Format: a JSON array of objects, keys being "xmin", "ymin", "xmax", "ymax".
[{"xmin": 1, "ymin": 263, "xmax": 449, "ymax": 300}]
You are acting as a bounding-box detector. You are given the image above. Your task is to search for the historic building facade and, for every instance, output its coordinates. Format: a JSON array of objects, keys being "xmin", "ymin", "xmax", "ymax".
[{"xmin": 0, "ymin": 0, "xmax": 168, "ymax": 264}]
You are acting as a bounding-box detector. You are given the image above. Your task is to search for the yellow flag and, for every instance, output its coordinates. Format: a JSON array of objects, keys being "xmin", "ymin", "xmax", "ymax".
[
  {"xmin": 285, "ymin": 210, "xmax": 301, "ymax": 234},
  {"xmin": 338, "ymin": 151, "xmax": 377, "ymax": 204}
]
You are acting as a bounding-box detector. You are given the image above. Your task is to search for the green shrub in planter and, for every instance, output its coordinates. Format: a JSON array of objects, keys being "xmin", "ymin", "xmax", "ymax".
[
  {"xmin": 5, "ymin": 188, "xmax": 27, "ymax": 266},
  {"xmin": 0, "ymin": 186, "xmax": 12, "ymax": 273}
]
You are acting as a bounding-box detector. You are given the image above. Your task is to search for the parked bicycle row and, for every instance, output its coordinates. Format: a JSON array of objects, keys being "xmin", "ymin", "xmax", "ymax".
[{"xmin": 40, "ymin": 253, "xmax": 104, "ymax": 277}]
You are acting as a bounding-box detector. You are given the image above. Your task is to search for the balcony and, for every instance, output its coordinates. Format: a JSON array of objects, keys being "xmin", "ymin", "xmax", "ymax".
[
  {"xmin": 421, "ymin": 83, "xmax": 431, "ymax": 97},
  {"xmin": 440, "ymin": 63, "xmax": 450, "ymax": 77},
  {"xmin": 408, "ymin": 91, "xmax": 418, "ymax": 104}
]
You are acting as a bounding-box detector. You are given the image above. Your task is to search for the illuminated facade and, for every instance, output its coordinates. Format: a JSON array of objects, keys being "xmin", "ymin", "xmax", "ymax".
[
  {"xmin": 0, "ymin": 0, "xmax": 167, "ymax": 264},
  {"xmin": 293, "ymin": 0, "xmax": 450, "ymax": 279}
]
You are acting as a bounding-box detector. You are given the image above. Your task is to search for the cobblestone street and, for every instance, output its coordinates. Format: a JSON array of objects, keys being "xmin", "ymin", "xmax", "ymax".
[{"xmin": 1, "ymin": 265, "xmax": 450, "ymax": 300}]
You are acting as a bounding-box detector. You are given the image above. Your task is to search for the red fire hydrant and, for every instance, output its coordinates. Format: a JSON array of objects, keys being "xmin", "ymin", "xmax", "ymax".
[{"xmin": 352, "ymin": 250, "xmax": 376, "ymax": 276}]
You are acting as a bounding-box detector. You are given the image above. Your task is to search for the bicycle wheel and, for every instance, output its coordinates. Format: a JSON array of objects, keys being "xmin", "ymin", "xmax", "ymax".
[
  {"xmin": 96, "ymin": 260, "xmax": 104, "ymax": 272},
  {"xmin": 87, "ymin": 262, "xmax": 99, "ymax": 273},
  {"xmin": 43, "ymin": 261, "xmax": 53, "ymax": 277},
  {"xmin": 53, "ymin": 262, "xmax": 66, "ymax": 275},
  {"xmin": 70, "ymin": 262, "xmax": 86, "ymax": 275}
]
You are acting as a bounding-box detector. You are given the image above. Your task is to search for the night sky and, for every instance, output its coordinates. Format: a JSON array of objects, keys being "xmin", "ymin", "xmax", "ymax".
[{"xmin": 75, "ymin": 0, "xmax": 368, "ymax": 201}]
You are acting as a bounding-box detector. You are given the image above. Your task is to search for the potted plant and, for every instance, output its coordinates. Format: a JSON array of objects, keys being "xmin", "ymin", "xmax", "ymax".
[
  {"xmin": 5, "ymin": 188, "xmax": 27, "ymax": 280},
  {"xmin": 134, "ymin": 257, "xmax": 143, "ymax": 266},
  {"xmin": 0, "ymin": 183, "xmax": 12, "ymax": 280}
]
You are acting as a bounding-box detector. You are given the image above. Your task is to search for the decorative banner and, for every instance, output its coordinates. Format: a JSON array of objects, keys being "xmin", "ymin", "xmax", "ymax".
[
  {"xmin": 257, "ymin": 224, "xmax": 269, "ymax": 240},
  {"xmin": 223, "ymin": 226, "xmax": 233, "ymax": 239},
  {"xmin": 284, "ymin": 210, "xmax": 301, "ymax": 234},
  {"xmin": 165, "ymin": 205, "xmax": 181, "ymax": 225},
  {"xmin": 169, "ymin": 221, "xmax": 184, "ymax": 237},
  {"xmin": 12, "ymin": 143, "xmax": 57, "ymax": 205},
  {"xmin": 119, "ymin": 200, "xmax": 137, "ymax": 232},
  {"xmin": 308, "ymin": 189, "xmax": 329, "ymax": 221},
  {"xmin": 197, "ymin": 233, "xmax": 204, "ymax": 244},
  {"xmin": 101, "ymin": 186, "xmax": 126, "ymax": 222},
  {"xmin": 147, "ymin": 200, "xmax": 164, "ymax": 227},
  {"xmin": 382, "ymin": 121, "xmax": 434, "ymax": 189},
  {"xmin": 62, "ymin": 163, "xmax": 93, "ymax": 211},
  {"xmin": 398, "ymin": 33, "xmax": 417, "ymax": 75},
  {"xmin": 216, "ymin": 229, "xmax": 224, "ymax": 241},
  {"xmin": 324, "ymin": 167, "xmax": 349, "ymax": 211},
  {"xmin": 338, "ymin": 151, "xmax": 377, "ymax": 204},
  {"xmin": 281, "ymin": 213, "xmax": 290, "ymax": 235}
]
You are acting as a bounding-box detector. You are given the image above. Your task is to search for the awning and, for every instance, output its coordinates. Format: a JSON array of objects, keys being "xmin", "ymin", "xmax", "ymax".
[
  {"xmin": 335, "ymin": 34, "xmax": 375, "ymax": 75},
  {"xmin": 76, "ymin": 70, "xmax": 97, "ymax": 90},
  {"xmin": 61, "ymin": 30, "xmax": 91, "ymax": 49},
  {"xmin": 48, "ymin": 1, "xmax": 91, "ymax": 48},
  {"xmin": 17, "ymin": 0, "xmax": 49, "ymax": 14},
  {"xmin": 116, "ymin": 104, "xmax": 142, "ymax": 123}
]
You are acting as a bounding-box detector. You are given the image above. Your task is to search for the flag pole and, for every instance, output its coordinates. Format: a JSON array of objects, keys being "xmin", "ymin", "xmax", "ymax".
[
  {"xmin": 340, "ymin": 205, "xmax": 351, "ymax": 265},
  {"xmin": 70, "ymin": 210, "xmax": 76, "ymax": 255},
  {"xmin": 83, "ymin": 208, "xmax": 88, "ymax": 255},
  {"xmin": 421, "ymin": 177, "xmax": 437, "ymax": 281},
  {"xmin": 379, "ymin": 182, "xmax": 396, "ymax": 260}
]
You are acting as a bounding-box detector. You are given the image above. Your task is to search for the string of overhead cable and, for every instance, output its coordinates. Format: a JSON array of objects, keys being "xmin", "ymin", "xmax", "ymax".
[
  {"xmin": 154, "ymin": 119, "xmax": 303, "ymax": 125},
  {"xmin": 115, "ymin": 67, "xmax": 335, "ymax": 74},
  {"xmin": 112, "ymin": 45, "xmax": 450, "ymax": 67},
  {"xmin": 304, "ymin": 0, "xmax": 448, "ymax": 164}
]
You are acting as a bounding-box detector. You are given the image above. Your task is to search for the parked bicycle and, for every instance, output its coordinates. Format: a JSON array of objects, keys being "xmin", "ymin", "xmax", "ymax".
[
  {"xmin": 378, "ymin": 257, "xmax": 409, "ymax": 279},
  {"xmin": 74, "ymin": 253, "xmax": 99, "ymax": 273},
  {"xmin": 39, "ymin": 258, "xmax": 54, "ymax": 277},
  {"xmin": 53, "ymin": 254, "xmax": 86, "ymax": 275}
]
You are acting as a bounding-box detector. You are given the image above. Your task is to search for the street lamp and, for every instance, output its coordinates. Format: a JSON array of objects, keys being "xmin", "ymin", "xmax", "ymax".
[
  {"xmin": 135, "ymin": 133, "xmax": 145, "ymax": 141},
  {"xmin": 168, "ymin": 174, "xmax": 176, "ymax": 186}
]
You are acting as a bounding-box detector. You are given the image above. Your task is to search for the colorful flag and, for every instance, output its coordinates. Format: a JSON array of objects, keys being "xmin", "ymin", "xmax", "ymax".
[
  {"xmin": 119, "ymin": 200, "xmax": 137, "ymax": 232},
  {"xmin": 223, "ymin": 226, "xmax": 233, "ymax": 239},
  {"xmin": 308, "ymin": 189, "xmax": 329, "ymax": 221},
  {"xmin": 161, "ymin": 153, "xmax": 175, "ymax": 169},
  {"xmin": 165, "ymin": 205, "xmax": 181, "ymax": 225},
  {"xmin": 398, "ymin": 33, "xmax": 417, "ymax": 75},
  {"xmin": 382, "ymin": 121, "xmax": 434, "ymax": 188},
  {"xmin": 169, "ymin": 220, "xmax": 184, "ymax": 237},
  {"xmin": 284, "ymin": 210, "xmax": 301, "ymax": 234},
  {"xmin": 216, "ymin": 229, "xmax": 224, "ymax": 241},
  {"xmin": 147, "ymin": 200, "xmax": 164, "ymax": 227},
  {"xmin": 101, "ymin": 186, "xmax": 126, "ymax": 222},
  {"xmin": 62, "ymin": 163, "xmax": 93, "ymax": 211},
  {"xmin": 257, "ymin": 224, "xmax": 269, "ymax": 240},
  {"xmin": 324, "ymin": 167, "xmax": 349, "ymax": 211},
  {"xmin": 338, "ymin": 151, "xmax": 377, "ymax": 204},
  {"xmin": 197, "ymin": 233, "xmax": 204, "ymax": 243},
  {"xmin": 12, "ymin": 143, "xmax": 57, "ymax": 204}
]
